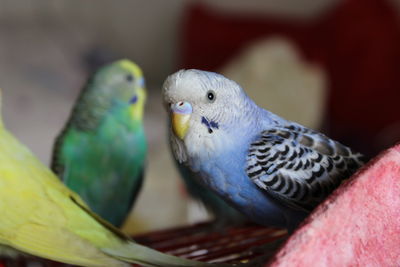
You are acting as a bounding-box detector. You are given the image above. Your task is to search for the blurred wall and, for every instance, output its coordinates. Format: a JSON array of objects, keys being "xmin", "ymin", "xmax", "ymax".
[
  {"xmin": 0, "ymin": 0, "xmax": 340, "ymax": 87},
  {"xmin": 0, "ymin": 0, "xmax": 187, "ymax": 85}
]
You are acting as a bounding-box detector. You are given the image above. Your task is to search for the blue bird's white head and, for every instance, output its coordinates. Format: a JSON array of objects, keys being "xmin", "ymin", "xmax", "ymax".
[{"xmin": 163, "ymin": 69, "xmax": 258, "ymax": 164}]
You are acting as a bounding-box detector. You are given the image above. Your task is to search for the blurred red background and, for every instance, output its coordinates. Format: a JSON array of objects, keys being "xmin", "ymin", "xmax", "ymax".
[{"xmin": 180, "ymin": 0, "xmax": 400, "ymax": 158}]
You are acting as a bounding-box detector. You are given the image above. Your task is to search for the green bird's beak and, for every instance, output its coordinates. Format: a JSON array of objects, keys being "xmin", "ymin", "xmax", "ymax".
[{"xmin": 171, "ymin": 101, "xmax": 192, "ymax": 140}]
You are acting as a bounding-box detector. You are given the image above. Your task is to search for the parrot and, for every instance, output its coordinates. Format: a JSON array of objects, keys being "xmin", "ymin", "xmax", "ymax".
[
  {"xmin": 0, "ymin": 89, "xmax": 222, "ymax": 267},
  {"xmin": 172, "ymin": 155, "xmax": 246, "ymax": 226},
  {"xmin": 163, "ymin": 69, "xmax": 366, "ymax": 232},
  {"xmin": 51, "ymin": 59, "xmax": 147, "ymax": 227}
]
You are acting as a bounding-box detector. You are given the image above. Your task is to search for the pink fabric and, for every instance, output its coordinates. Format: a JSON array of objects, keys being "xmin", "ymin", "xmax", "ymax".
[{"xmin": 268, "ymin": 143, "xmax": 400, "ymax": 266}]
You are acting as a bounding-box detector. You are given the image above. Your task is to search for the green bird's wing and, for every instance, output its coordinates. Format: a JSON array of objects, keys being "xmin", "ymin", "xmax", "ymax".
[{"xmin": 51, "ymin": 77, "xmax": 111, "ymax": 175}]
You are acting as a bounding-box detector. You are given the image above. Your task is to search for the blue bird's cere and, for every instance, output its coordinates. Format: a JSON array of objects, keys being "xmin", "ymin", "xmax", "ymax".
[{"xmin": 163, "ymin": 69, "xmax": 365, "ymax": 231}]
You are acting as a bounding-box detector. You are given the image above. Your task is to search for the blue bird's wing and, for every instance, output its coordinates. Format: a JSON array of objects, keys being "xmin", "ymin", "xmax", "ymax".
[{"xmin": 246, "ymin": 125, "xmax": 365, "ymax": 212}]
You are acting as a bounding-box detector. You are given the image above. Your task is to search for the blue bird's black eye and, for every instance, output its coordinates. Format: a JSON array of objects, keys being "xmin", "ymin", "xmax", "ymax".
[
  {"xmin": 206, "ymin": 90, "xmax": 216, "ymax": 103},
  {"xmin": 126, "ymin": 74, "xmax": 134, "ymax": 82}
]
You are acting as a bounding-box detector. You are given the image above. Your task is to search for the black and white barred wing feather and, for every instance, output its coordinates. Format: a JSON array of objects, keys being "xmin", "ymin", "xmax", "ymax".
[{"xmin": 246, "ymin": 125, "xmax": 365, "ymax": 212}]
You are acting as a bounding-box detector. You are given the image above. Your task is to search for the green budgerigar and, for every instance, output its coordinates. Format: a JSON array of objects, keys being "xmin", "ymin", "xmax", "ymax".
[{"xmin": 51, "ymin": 59, "xmax": 147, "ymax": 227}]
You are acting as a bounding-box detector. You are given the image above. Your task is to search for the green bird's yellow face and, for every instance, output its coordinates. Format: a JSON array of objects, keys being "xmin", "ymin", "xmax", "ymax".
[{"xmin": 95, "ymin": 59, "xmax": 147, "ymax": 121}]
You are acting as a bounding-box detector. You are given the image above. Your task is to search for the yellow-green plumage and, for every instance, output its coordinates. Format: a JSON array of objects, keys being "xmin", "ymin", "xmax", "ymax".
[
  {"xmin": 52, "ymin": 59, "xmax": 147, "ymax": 227},
  {"xmin": 0, "ymin": 89, "xmax": 220, "ymax": 267}
]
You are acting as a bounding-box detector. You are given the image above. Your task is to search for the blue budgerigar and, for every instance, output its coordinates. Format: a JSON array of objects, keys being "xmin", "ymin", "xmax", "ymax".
[
  {"xmin": 173, "ymin": 160, "xmax": 245, "ymax": 226},
  {"xmin": 163, "ymin": 69, "xmax": 365, "ymax": 231}
]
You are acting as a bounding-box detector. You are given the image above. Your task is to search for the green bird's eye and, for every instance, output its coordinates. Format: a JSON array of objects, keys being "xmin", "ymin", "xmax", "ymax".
[
  {"xmin": 126, "ymin": 74, "xmax": 134, "ymax": 82},
  {"xmin": 206, "ymin": 90, "xmax": 216, "ymax": 103}
]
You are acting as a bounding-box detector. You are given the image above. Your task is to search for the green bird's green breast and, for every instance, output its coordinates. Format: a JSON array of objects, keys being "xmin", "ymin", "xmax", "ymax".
[{"xmin": 58, "ymin": 107, "xmax": 147, "ymax": 226}]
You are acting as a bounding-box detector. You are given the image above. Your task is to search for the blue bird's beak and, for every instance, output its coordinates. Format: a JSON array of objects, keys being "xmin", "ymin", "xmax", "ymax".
[{"xmin": 171, "ymin": 101, "xmax": 192, "ymax": 140}]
